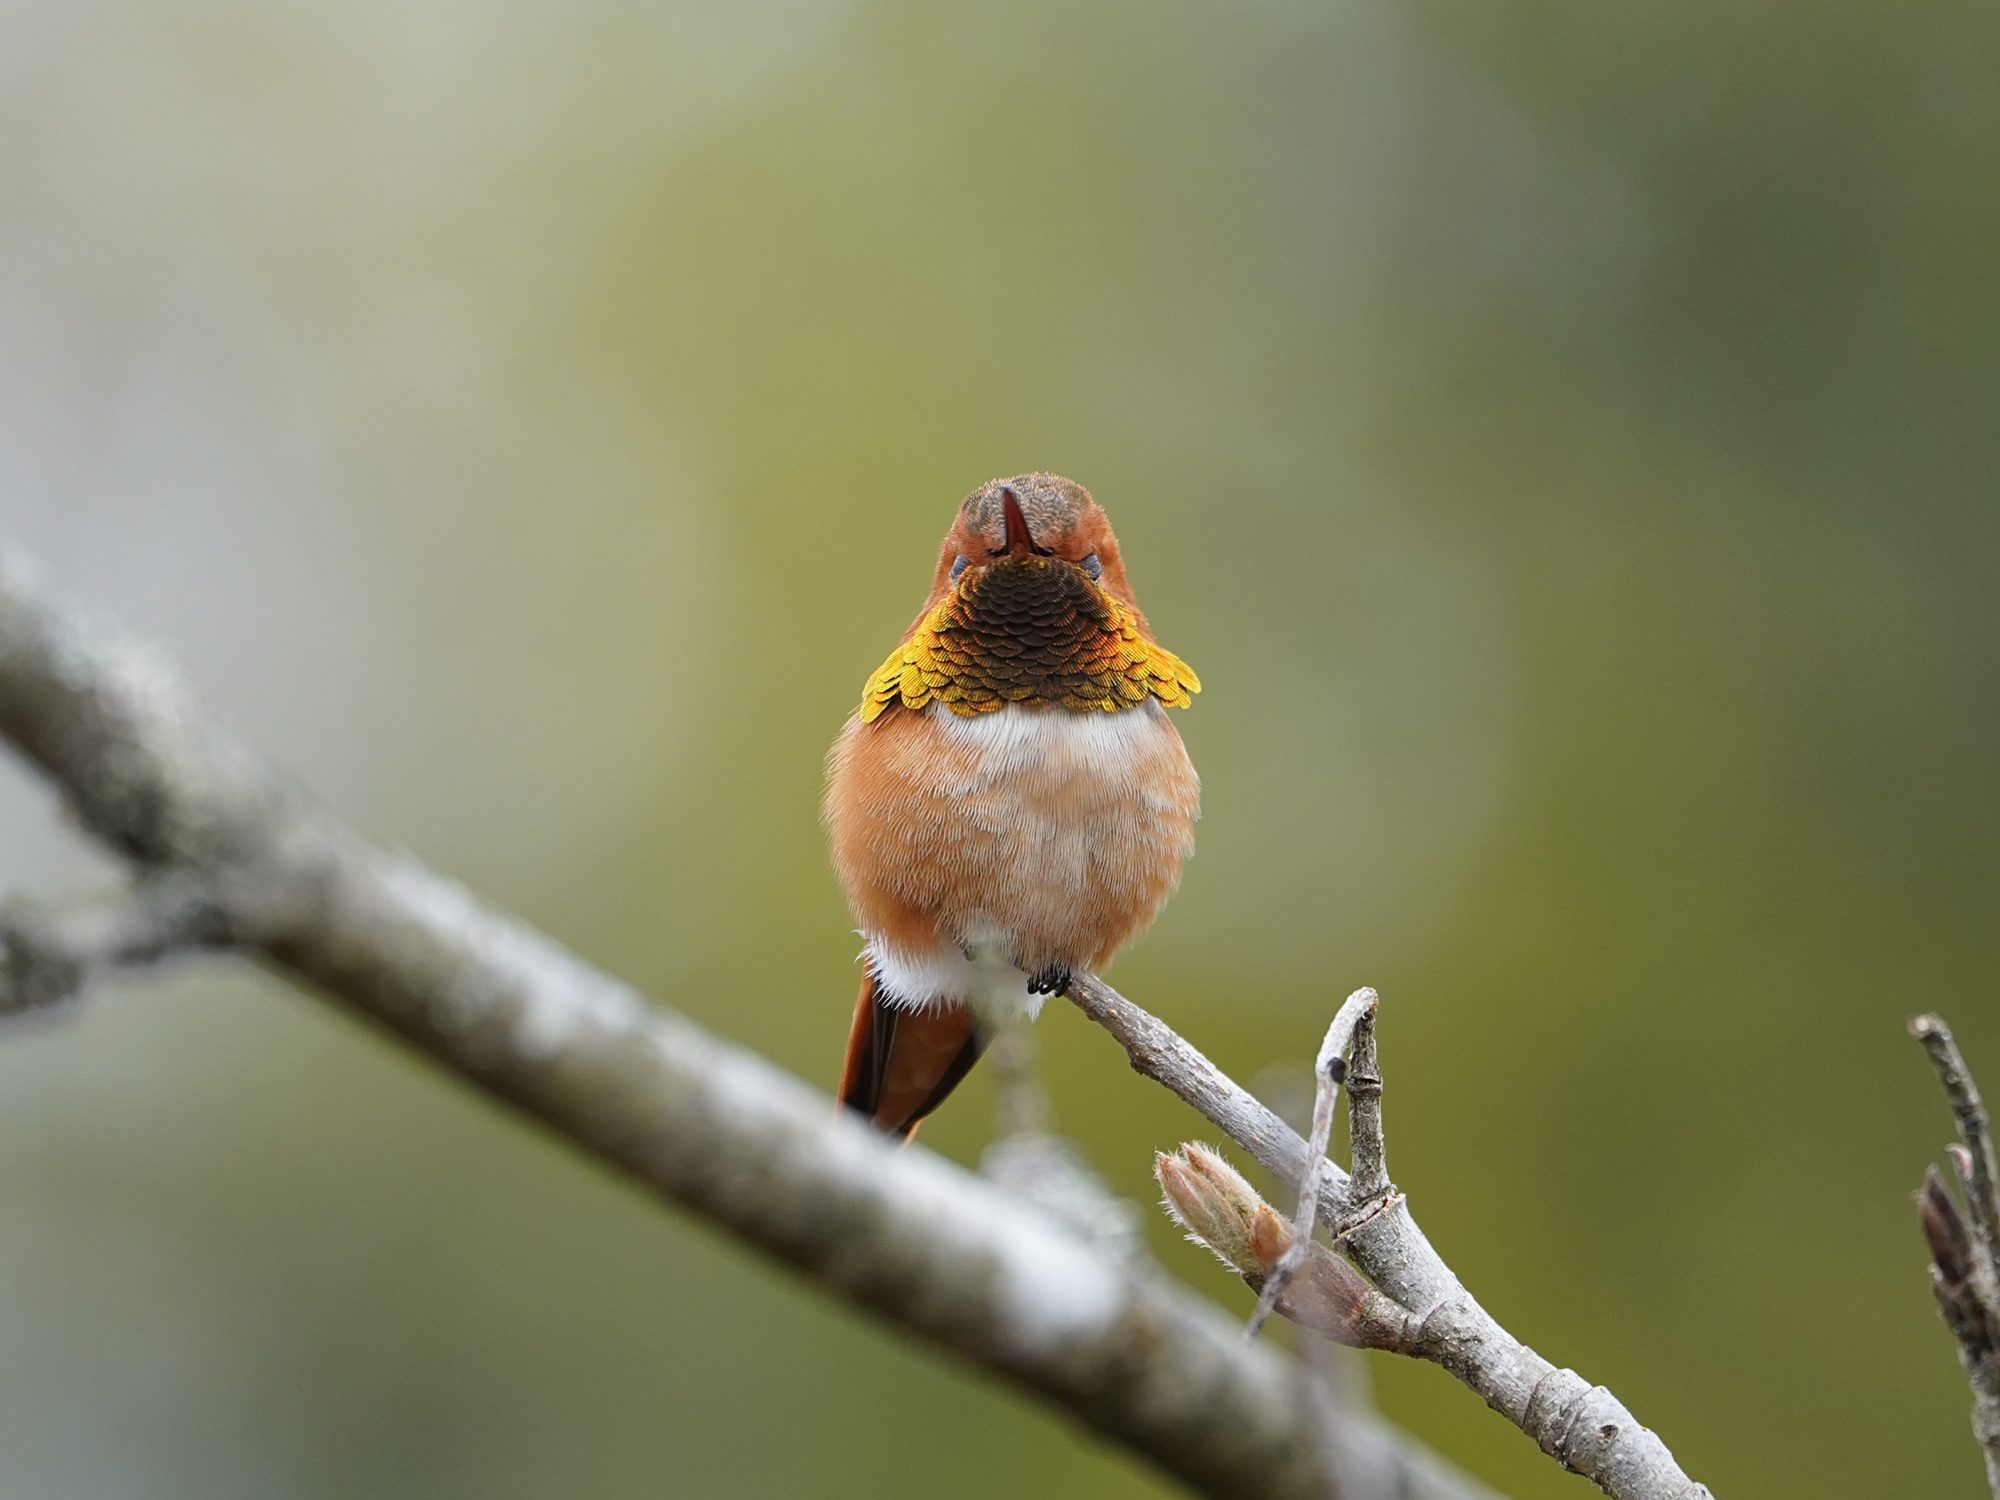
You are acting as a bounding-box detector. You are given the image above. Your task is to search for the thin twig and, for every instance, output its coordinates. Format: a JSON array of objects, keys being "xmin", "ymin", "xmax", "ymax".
[
  {"xmin": 1343, "ymin": 994, "xmax": 1388, "ymax": 1208},
  {"xmin": 1247, "ymin": 990, "xmax": 1375, "ymax": 1342},
  {"xmin": 0, "ymin": 877, "xmax": 231, "ymax": 1014},
  {"xmin": 989, "ymin": 1013, "xmax": 1053, "ymax": 1138}
]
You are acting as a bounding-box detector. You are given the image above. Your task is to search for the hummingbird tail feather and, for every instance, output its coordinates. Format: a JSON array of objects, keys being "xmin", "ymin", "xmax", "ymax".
[{"xmin": 837, "ymin": 969, "xmax": 986, "ymax": 1140}]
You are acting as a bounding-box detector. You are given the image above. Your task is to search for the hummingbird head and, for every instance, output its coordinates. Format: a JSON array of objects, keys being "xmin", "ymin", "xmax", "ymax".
[
  {"xmin": 862, "ymin": 471, "xmax": 1198, "ymax": 721},
  {"xmin": 933, "ymin": 473, "xmax": 1135, "ymax": 609}
]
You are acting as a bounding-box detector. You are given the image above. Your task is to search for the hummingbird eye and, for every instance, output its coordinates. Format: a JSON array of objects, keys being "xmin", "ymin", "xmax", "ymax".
[
  {"xmin": 950, "ymin": 555, "xmax": 969, "ymax": 581},
  {"xmin": 1080, "ymin": 552, "xmax": 1103, "ymax": 580}
]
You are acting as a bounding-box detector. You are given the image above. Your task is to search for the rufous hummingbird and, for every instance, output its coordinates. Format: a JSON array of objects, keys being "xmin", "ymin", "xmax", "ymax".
[{"xmin": 825, "ymin": 474, "xmax": 1201, "ymax": 1138}]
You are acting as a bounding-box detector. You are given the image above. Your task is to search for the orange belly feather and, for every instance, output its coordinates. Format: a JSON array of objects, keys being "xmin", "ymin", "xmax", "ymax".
[{"xmin": 827, "ymin": 700, "xmax": 1198, "ymax": 986}]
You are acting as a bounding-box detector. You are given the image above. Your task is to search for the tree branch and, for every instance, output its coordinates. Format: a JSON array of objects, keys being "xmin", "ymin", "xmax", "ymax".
[
  {"xmin": 0, "ymin": 551, "xmax": 1499, "ymax": 1500},
  {"xmin": 1070, "ymin": 975, "xmax": 1714, "ymax": 1500},
  {"xmin": 1911, "ymin": 1014, "xmax": 2000, "ymax": 1496}
]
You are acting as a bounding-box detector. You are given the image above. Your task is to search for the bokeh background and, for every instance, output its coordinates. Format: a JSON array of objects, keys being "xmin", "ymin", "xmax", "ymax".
[{"xmin": 3, "ymin": 3, "xmax": 1997, "ymax": 1496}]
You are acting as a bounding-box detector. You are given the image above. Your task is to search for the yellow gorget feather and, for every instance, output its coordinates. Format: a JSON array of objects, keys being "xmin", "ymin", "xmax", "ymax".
[{"xmin": 860, "ymin": 557, "xmax": 1200, "ymax": 722}]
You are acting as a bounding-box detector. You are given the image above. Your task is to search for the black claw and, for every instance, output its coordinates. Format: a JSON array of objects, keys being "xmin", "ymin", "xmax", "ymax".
[{"xmin": 1027, "ymin": 965, "xmax": 1072, "ymax": 997}]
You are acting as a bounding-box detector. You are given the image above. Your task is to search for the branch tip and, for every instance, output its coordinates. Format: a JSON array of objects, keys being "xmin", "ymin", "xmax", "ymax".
[{"xmin": 1910, "ymin": 1014, "xmax": 2000, "ymax": 1496}]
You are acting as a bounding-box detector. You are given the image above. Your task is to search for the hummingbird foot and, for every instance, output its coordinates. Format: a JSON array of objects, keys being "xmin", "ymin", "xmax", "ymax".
[{"xmin": 1026, "ymin": 964, "xmax": 1073, "ymax": 997}]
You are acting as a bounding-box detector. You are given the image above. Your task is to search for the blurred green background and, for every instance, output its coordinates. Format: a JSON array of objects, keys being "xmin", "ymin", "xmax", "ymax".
[{"xmin": 2, "ymin": 3, "xmax": 1997, "ymax": 1496}]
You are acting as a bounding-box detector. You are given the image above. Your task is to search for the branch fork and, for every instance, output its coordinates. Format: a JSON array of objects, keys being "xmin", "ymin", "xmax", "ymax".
[
  {"xmin": 0, "ymin": 874, "xmax": 235, "ymax": 1016},
  {"xmin": 1094, "ymin": 970, "xmax": 1713, "ymax": 1500}
]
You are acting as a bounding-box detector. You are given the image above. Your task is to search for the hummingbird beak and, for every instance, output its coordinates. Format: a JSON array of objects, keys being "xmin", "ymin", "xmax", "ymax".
[{"xmin": 991, "ymin": 488, "xmax": 1053, "ymax": 559}]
